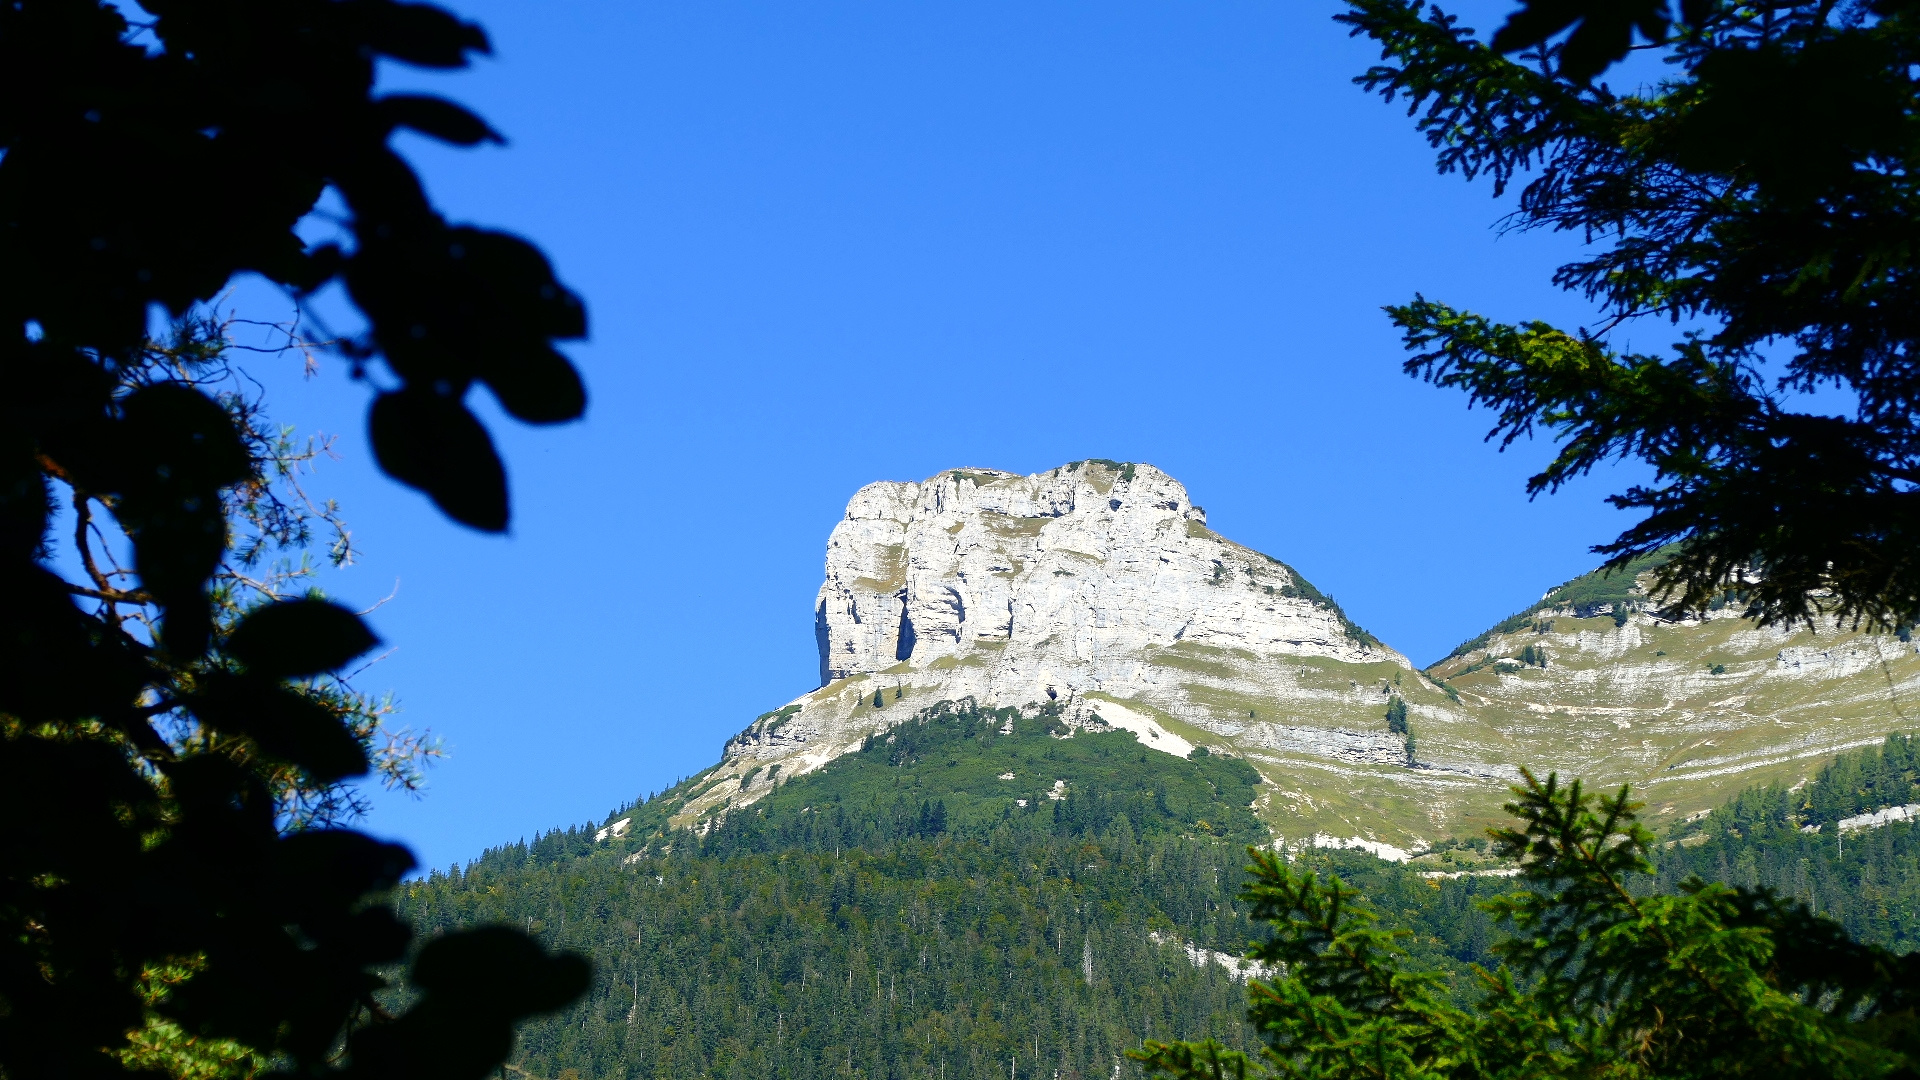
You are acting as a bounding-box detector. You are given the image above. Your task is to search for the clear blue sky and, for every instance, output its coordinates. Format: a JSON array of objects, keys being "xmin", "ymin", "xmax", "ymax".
[{"xmin": 235, "ymin": 0, "xmax": 1649, "ymax": 871}]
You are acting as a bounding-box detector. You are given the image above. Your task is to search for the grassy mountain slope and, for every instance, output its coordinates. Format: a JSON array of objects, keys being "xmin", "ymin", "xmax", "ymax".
[
  {"xmin": 1422, "ymin": 563, "xmax": 1920, "ymax": 841},
  {"xmin": 719, "ymin": 700, "xmax": 1267, "ymax": 847},
  {"xmin": 1158, "ymin": 657, "xmax": 1511, "ymax": 850},
  {"xmin": 1186, "ymin": 557, "xmax": 1920, "ymax": 849}
]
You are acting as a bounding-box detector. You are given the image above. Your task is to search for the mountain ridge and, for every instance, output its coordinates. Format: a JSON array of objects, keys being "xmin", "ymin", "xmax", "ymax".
[{"xmin": 667, "ymin": 461, "xmax": 1920, "ymax": 850}]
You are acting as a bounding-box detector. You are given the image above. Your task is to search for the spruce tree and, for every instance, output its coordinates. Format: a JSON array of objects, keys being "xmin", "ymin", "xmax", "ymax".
[
  {"xmin": 1343, "ymin": 0, "xmax": 1920, "ymax": 630},
  {"xmin": 1137, "ymin": 771, "xmax": 1920, "ymax": 1080}
]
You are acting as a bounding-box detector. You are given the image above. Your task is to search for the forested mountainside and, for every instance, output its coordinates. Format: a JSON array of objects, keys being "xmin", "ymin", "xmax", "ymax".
[
  {"xmin": 399, "ymin": 703, "xmax": 1274, "ymax": 1080},
  {"xmin": 406, "ymin": 829, "xmax": 1257, "ymax": 1080},
  {"xmin": 399, "ymin": 710, "xmax": 1920, "ymax": 1080},
  {"xmin": 1650, "ymin": 732, "xmax": 1920, "ymax": 951}
]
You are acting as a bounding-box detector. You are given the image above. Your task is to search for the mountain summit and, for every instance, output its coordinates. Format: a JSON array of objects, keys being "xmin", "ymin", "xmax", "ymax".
[
  {"xmin": 672, "ymin": 461, "xmax": 1920, "ymax": 850},
  {"xmin": 679, "ymin": 462, "xmax": 1409, "ymax": 820},
  {"xmin": 817, "ymin": 461, "xmax": 1402, "ymax": 701}
]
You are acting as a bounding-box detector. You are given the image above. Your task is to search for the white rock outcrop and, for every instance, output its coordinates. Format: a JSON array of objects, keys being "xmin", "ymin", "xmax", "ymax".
[
  {"xmin": 815, "ymin": 462, "xmax": 1400, "ymax": 695},
  {"xmin": 1839, "ymin": 803, "xmax": 1920, "ymax": 833}
]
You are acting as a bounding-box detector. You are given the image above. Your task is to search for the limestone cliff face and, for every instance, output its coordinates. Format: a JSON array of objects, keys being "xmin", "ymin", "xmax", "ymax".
[{"xmin": 814, "ymin": 463, "xmax": 1396, "ymax": 694}]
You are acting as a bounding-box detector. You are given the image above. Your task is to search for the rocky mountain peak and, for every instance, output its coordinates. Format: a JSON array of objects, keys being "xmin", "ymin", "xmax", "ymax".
[
  {"xmin": 673, "ymin": 461, "xmax": 1416, "ymax": 829},
  {"xmin": 815, "ymin": 460, "xmax": 1400, "ymax": 691},
  {"xmin": 664, "ymin": 461, "xmax": 1920, "ymax": 853}
]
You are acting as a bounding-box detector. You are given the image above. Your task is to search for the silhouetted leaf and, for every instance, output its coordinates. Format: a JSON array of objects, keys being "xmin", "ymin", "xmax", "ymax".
[
  {"xmin": 412, "ymin": 927, "xmax": 593, "ymax": 1015},
  {"xmin": 448, "ymin": 228, "xmax": 588, "ymax": 341},
  {"xmin": 1489, "ymin": 0, "xmax": 1589, "ymax": 52},
  {"xmin": 225, "ymin": 598, "xmax": 380, "ymax": 679},
  {"xmin": 1489, "ymin": 0, "xmax": 1669, "ymax": 81},
  {"xmin": 115, "ymin": 382, "xmax": 250, "ymax": 496},
  {"xmin": 191, "ymin": 673, "xmax": 370, "ymax": 782},
  {"xmin": 276, "ymin": 830, "xmax": 416, "ymax": 907},
  {"xmin": 0, "ymin": 567, "xmax": 145, "ymax": 723},
  {"xmin": 1678, "ymin": 0, "xmax": 1716, "ymax": 27},
  {"xmin": 369, "ymin": 389, "xmax": 508, "ymax": 532},
  {"xmin": 116, "ymin": 380, "xmax": 249, "ymax": 495},
  {"xmin": 477, "ymin": 344, "xmax": 587, "ymax": 424},
  {"xmin": 377, "ymin": 94, "xmax": 501, "ymax": 146},
  {"xmin": 3, "ymin": 0, "xmax": 585, "ymax": 1067},
  {"xmin": 159, "ymin": 753, "xmax": 279, "ymax": 856},
  {"xmin": 354, "ymin": 0, "xmax": 491, "ymax": 68},
  {"xmin": 106, "ymin": 384, "xmax": 252, "ymax": 655},
  {"xmin": 350, "ymin": 928, "xmax": 590, "ymax": 1079}
]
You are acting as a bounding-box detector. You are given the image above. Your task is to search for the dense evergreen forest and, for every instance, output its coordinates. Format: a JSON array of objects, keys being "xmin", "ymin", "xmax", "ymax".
[
  {"xmin": 396, "ymin": 706, "xmax": 1920, "ymax": 1080},
  {"xmin": 1652, "ymin": 733, "xmax": 1920, "ymax": 952}
]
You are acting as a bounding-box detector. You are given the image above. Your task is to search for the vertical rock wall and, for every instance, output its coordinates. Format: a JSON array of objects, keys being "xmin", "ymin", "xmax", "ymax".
[{"xmin": 814, "ymin": 461, "xmax": 1397, "ymax": 692}]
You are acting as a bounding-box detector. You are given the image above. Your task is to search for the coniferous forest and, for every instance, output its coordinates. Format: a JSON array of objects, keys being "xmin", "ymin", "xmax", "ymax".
[
  {"xmin": 397, "ymin": 707, "xmax": 1920, "ymax": 1080},
  {"xmin": 400, "ymin": 704, "xmax": 1274, "ymax": 1080}
]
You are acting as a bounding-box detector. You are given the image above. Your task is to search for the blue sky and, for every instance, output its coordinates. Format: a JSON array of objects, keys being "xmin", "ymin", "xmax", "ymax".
[{"xmin": 232, "ymin": 0, "xmax": 1655, "ymax": 871}]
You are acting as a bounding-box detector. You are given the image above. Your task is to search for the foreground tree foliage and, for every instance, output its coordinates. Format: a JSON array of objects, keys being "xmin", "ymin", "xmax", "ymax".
[
  {"xmin": 1135, "ymin": 772, "xmax": 1920, "ymax": 1080},
  {"xmin": 1, "ymin": 1, "xmax": 590, "ymax": 1076},
  {"xmin": 1340, "ymin": 0, "xmax": 1920, "ymax": 629}
]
